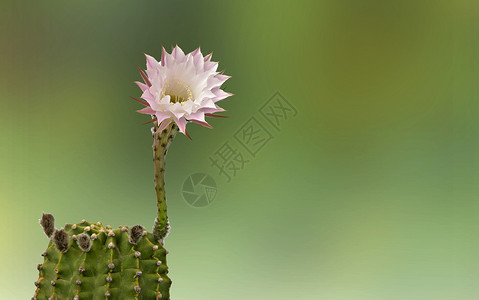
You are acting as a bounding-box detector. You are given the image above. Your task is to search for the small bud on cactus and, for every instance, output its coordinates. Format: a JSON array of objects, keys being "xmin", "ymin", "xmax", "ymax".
[
  {"xmin": 76, "ymin": 233, "xmax": 91, "ymax": 252},
  {"xmin": 129, "ymin": 224, "xmax": 144, "ymax": 244},
  {"xmin": 39, "ymin": 213, "xmax": 55, "ymax": 238},
  {"xmin": 52, "ymin": 229, "xmax": 69, "ymax": 253}
]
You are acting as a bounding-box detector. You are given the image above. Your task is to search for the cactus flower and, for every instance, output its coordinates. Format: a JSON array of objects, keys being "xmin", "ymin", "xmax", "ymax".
[{"xmin": 133, "ymin": 45, "xmax": 232, "ymax": 138}]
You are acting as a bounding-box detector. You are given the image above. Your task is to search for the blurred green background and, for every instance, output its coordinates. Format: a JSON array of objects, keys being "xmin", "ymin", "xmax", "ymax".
[{"xmin": 1, "ymin": 0, "xmax": 478, "ymax": 299}]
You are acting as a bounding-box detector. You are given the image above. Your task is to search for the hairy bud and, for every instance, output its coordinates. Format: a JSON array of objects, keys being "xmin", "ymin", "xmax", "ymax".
[
  {"xmin": 53, "ymin": 229, "xmax": 69, "ymax": 253},
  {"xmin": 76, "ymin": 233, "xmax": 91, "ymax": 252},
  {"xmin": 39, "ymin": 213, "xmax": 55, "ymax": 238},
  {"xmin": 129, "ymin": 225, "xmax": 144, "ymax": 244}
]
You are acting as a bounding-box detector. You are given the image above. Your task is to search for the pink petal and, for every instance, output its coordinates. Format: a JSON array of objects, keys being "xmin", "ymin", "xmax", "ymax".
[
  {"xmin": 155, "ymin": 119, "xmax": 171, "ymax": 134},
  {"xmin": 191, "ymin": 119, "xmax": 213, "ymax": 129},
  {"xmin": 165, "ymin": 50, "xmax": 175, "ymax": 67},
  {"xmin": 204, "ymin": 53, "xmax": 213, "ymax": 62},
  {"xmin": 201, "ymin": 106, "xmax": 226, "ymax": 114},
  {"xmin": 172, "ymin": 45, "xmax": 185, "ymax": 61},
  {"xmin": 193, "ymin": 50, "xmax": 204, "ymax": 70},
  {"xmin": 203, "ymin": 98, "xmax": 216, "ymax": 109},
  {"xmin": 135, "ymin": 81, "xmax": 149, "ymax": 92},
  {"xmin": 187, "ymin": 111, "xmax": 206, "ymax": 123},
  {"xmin": 136, "ymin": 66, "xmax": 152, "ymax": 87},
  {"xmin": 207, "ymin": 76, "xmax": 225, "ymax": 90},
  {"xmin": 145, "ymin": 54, "xmax": 159, "ymax": 70},
  {"xmin": 161, "ymin": 46, "xmax": 167, "ymax": 67},
  {"xmin": 137, "ymin": 106, "xmax": 155, "ymax": 115},
  {"xmin": 174, "ymin": 117, "xmax": 188, "ymax": 134},
  {"xmin": 155, "ymin": 112, "xmax": 171, "ymax": 124},
  {"xmin": 191, "ymin": 47, "xmax": 201, "ymax": 57},
  {"xmin": 215, "ymin": 74, "xmax": 231, "ymax": 84},
  {"xmin": 212, "ymin": 89, "xmax": 233, "ymax": 102},
  {"xmin": 141, "ymin": 89, "xmax": 157, "ymax": 106},
  {"xmin": 204, "ymin": 62, "xmax": 218, "ymax": 73}
]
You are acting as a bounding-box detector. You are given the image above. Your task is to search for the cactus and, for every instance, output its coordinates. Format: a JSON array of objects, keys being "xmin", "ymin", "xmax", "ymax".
[
  {"xmin": 34, "ymin": 215, "xmax": 171, "ymax": 300},
  {"xmin": 33, "ymin": 46, "xmax": 231, "ymax": 299}
]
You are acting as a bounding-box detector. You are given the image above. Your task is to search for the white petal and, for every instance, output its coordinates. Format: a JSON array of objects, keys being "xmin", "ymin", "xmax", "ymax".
[
  {"xmin": 187, "ymin": 111, "xmax": 205, "ymax": 122},
  {"xmin": 202, "ymin": 98, "xmax": 216, "ymax": 109},
  {"xmin": 172, "ymin": 45, "xmax": 186, "ymax": 62},
  {"xmin": 212, "ymin": 88, "xmax": 232, "ymax": 102},
  {"xmin": 169, "ymin": 102, "xmax": 185, "ymax": 119},
  {"xmin": 160, "ymin": 95, "xmax": 171, "ymax": 105},
  {"xmin": 182, "ymin": 100, "xmax": 195, "ymax": 114}
]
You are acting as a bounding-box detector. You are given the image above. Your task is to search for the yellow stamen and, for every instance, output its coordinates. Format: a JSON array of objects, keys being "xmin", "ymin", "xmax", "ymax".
[{"xmin": 160, "ymin": 80, "xmax": 192, "ymax": 104}]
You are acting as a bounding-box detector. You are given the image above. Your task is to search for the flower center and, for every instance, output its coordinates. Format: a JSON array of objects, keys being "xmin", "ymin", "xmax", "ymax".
[{"xmin": 161, "ymin": 80, "xmax": 193, "ymax": 104}]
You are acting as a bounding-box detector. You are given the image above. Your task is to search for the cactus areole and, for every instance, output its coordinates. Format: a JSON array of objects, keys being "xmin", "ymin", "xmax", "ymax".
[{"xmin": 33, "ymin": 46, "xmax": 231, "ymax": 299}]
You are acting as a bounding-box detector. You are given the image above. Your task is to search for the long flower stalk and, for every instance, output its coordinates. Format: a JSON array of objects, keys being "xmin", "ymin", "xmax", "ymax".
[{"xmin": 152, "ymin": 122, "xmax": 178, "ymax": 242}]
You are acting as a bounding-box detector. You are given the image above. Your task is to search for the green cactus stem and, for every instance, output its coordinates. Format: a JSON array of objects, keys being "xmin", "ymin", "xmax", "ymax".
[
  {"xmin": 152, "ymin": 122, "xmax": 178, "ymax": 243},
  {"xmin": 34, "ymin": 214, "xmax": 171, "ymax": 300}
]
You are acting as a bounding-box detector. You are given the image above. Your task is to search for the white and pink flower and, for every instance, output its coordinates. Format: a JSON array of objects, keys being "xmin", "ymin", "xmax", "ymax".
[{"xmin": 132, "ymin": 45, "xmax": 232, "ymax": 138}]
